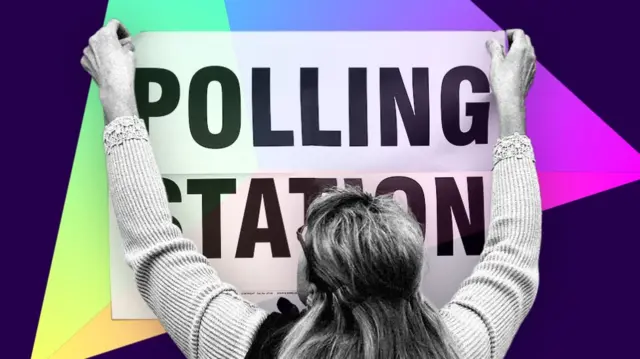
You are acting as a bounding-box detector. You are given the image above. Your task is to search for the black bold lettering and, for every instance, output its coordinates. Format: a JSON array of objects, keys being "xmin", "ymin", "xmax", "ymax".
[
  {"xmin": 188, "ymin": 66, "xmax": 241, "ymax": 149},
  {"xmin": 301, "ymin": 68, "xmax": 341, "ymax": 146},
  {"xmin": 162, "ymin": 178, "xmax": 183, "ymax": 231},
  {"xmin": 349, "ymin": 68, "xmax": 368, "ymax": 146},
  {"xmin": 252, "ymin": 68, "xmax": 294, "ymax": 146},
  {"xmin": 135, "ymin": 68, "xmax": 180, "ymax": 131},
  {"xmin": 187, "ymin": 178, "xmax": 237, "ymax": 258},
  {"xmin": 375, "ymin": 176, "xmax": 426, "ymax": 232},
  {"xmin": 236, "ymin": 179, "xmax": 290, "ymax": 258},
  {"xmin": 435, "ymin": 177, "xmax": 485, "ymax": 256},
  {"xmin": 289, "ymin": 178, "xmax": 338, "ymax": 218},
  {"xmin": 441, "ymin": 66, "xmax": 490, "ymax": 146},
  {"xmin": 380, "ymin": 68, "xmax": 430, "ymax": 146}
]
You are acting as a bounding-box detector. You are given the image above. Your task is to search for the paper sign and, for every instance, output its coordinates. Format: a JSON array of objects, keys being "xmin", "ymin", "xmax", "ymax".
[{"xmin": 110, "ymin": 31, "xmax": 504, "ymax": 319}]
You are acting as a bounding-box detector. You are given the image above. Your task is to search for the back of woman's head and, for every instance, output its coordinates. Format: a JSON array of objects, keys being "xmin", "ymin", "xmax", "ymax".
[{"xmin": 278, "ymin": 186, "xmax": 459, "ymax": 359}]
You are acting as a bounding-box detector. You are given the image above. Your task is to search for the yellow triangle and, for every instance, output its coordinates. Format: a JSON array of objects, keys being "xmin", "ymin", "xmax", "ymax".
[{"xmin": 51, "ymin": 304, "xmax": 165, "ymax": 359}]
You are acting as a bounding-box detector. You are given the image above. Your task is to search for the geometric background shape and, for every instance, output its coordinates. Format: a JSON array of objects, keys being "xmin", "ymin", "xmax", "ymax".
[
  {"xmin": 35, "ymin": 0, "xmax": 640, "ymax": 355},
  {"xmin": 539, "ymin": 172, "xmax": 640, "ymax": 209},
  {"xmin": 472, "ymin": 0, "xmax": 640, "ymax": 153},
  {"xmin": 31, "ymin": 1, "xmax": 231, "ymax": 359},
  {"xmin": 5, "ymin": 0, "xmax": 636, "ymax": 358},
  {"xmin": 50, "ymin": 306, "xmax": 164, "ymax": 359}
]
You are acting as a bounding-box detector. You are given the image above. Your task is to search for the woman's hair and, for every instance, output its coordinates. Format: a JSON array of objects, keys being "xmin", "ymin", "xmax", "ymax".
[{"xmin": 277, "ymin": 186, "xmax": 459, "ymax": 359}]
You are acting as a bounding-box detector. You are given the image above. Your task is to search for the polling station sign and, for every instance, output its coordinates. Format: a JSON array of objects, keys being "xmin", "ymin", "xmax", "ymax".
[{"xmin": 110, "ymin": 31, "xmax": 505, "ymax": 320}]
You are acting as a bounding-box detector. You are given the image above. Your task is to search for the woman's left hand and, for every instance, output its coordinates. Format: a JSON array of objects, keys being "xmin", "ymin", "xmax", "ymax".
[{"xmin": 81, "ymin": 19, "xmax": 138, "ymax": 123}]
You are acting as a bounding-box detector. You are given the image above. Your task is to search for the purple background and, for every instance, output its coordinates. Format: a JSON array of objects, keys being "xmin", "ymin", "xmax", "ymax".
[{"xmin": 6, "ymin": 0, "xmax": 639, "ymax": 357}]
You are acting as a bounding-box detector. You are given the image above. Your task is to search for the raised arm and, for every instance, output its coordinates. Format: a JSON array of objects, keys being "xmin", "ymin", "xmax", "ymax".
[
  {"xmin": 440, "ymin": 30, "xmax": 542, "ymax": 359},
  {"xmin": 440, "ymin": 134, "xmax": 541, "ymax": 359},
  {"xmin": 83, "ymin": 21, "xmax": 267, "ymax": 359}
]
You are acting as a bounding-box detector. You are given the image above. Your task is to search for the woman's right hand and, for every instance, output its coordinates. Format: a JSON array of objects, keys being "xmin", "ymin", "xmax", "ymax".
[
  {"xmin": 486, "ymin": 29, "xmax": 537, "ymax": 136},
  {"xmin": 81, "ymin": 19, "xmax": 138, "ymax": 124}
]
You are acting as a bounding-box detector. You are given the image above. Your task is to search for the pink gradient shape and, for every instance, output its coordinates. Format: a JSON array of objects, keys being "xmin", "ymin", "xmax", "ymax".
[
  {"xmin": 528, "ymin": 66, "xmax": 640, "ymax": 172},
  {"xmin": 539, "ymin": 172, "xmax": 640, "ymax": 210}
]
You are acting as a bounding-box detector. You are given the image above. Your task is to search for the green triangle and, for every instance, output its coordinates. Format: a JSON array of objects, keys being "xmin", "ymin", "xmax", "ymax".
[{"xmin": 32, "ymin": 2, "xmax": 230, "ymax": 359}]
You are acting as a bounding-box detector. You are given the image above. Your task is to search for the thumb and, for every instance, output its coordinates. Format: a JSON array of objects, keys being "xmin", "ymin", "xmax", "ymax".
[
  {"xmin": 103, "ymin": 19, "xmax": 129, "ymax": 48},
  {"xmin": 105, "ymin": 19, "xmax": 122, "ymax": 35},
  {"xmin": 486, "ymin": 39, "xmax": 505, "ymax": 62},
  {"xmin": 120, "ymin": 37, "xmax": 135, "ymax": 52}
]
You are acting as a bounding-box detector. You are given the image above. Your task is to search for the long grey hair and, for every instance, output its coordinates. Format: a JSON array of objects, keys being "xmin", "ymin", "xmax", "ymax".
[{"xmin": 277, "ymin": 186, "xmax": 460, "ymax": 359}]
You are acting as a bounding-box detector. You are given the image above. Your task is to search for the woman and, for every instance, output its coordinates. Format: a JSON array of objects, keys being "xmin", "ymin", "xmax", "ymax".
[{"xmin": 82, "ymin": 20, "xmax": 540, "ymax": 359}]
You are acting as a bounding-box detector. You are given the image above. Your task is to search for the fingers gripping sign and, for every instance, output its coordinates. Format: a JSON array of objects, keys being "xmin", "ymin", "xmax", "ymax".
[
  {"xmin": 488, "ymin": 29, "xmax": 537, "ymax": 97},
  {"xmin": 80, "ymin": 19, "xmax": 139, "ymax": 123},
  {"xmin": 120, "ymin": 37, "xmax": 135, "ymax": 52},
  {"xmin": 485, "ymin": 29, "xmax": 537, "ymax": 136},
  {"xmin": 90, "ymin": 19, "xmax": 127, "ymax": 52},
  {"xmin": 485, "ymin": 38, "xmax": 505, "ymax": 64}
]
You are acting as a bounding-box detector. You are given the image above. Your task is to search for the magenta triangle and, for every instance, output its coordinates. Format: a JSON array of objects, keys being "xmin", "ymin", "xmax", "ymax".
[{"xmin": 540, "ymin": 172, "xmax": 640, "ymax": 210}]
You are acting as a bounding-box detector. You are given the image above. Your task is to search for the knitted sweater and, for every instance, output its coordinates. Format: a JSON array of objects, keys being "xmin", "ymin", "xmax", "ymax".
[{"xmin": 104, "ymin": 116, "xmax": 541, "ymax": 359}]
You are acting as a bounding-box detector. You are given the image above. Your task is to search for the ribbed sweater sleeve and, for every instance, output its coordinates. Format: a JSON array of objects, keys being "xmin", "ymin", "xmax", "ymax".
[
  {"xmin": 104, "ymin": 116, "xmax": 268, "ymax": 359},
  {"xmin": 440, "ymin": 133, "xmax": 542, "ymax": 359}
]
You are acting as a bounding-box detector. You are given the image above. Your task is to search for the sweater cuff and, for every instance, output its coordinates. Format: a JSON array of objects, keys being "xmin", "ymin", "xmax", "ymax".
[
  {"xmin": 492, "ymin": 132, "xmax": 535, "ymax": 169},
  {"xmin": 104, "ymin": 116, "xmax": 149, "ymax": 155}
]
